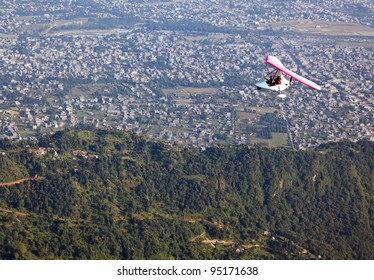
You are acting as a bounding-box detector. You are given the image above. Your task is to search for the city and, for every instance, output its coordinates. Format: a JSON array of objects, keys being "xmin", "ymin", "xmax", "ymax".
[{"xmin": 0, "ymin": 0, "xmax": 372, "ymax": 149}]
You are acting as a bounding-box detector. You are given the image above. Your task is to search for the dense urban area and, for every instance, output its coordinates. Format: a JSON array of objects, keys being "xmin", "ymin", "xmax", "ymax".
[{"xmin": 0, "ymin": 0, "xmax": 373, "ymax": 149}]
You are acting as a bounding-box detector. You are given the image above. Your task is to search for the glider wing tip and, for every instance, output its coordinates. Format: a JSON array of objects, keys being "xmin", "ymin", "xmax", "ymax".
[{"xmin": 265, "ymin": 55, "xmax": 273, "ymax": 62}]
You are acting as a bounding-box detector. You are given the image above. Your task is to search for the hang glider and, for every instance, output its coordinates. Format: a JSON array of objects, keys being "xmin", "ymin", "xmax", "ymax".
[{"xmin": 255, "ymin": 55, "xmax": 322, "ymax": 96}]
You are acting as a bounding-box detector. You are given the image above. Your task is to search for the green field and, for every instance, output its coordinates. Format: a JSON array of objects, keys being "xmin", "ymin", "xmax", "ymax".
[
  {"xmin": 162, "ymin": 87, "xmax": 220, "ymax": 97},
  {"xmin": 68, "ymin": 83, "xmax": 108, "ymax": 98},
  {"xmin": 251, "ymin": 132, "xmax": 289, "ymax": 148},
  {"xmin": 271, "ymin": 20, "xmax": 374, "ymax": 36}
]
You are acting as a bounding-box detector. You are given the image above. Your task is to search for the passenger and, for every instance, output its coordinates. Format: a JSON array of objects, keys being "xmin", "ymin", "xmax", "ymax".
[{"xmin": 275, "ymin": 76, "xmax": 282, "ymax": 85}]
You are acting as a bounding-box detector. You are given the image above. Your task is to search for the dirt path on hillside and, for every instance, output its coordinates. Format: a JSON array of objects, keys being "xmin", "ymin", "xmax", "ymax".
[
  {"xmin": 0, "ymin": 208, "xmax": 31, "ymax": 223},
  {"xmin": 0, "ymin": 208, "xmax": 30, "ymax": 217},
  {"xmin": 0, "ymin": 175, "xmax": 45, "ymax": 187}
]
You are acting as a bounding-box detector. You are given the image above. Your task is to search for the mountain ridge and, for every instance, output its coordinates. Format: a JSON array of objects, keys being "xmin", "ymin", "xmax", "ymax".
[{"xmin": 0, "ymin": 129, "xmax": 373, "ymax": 259}]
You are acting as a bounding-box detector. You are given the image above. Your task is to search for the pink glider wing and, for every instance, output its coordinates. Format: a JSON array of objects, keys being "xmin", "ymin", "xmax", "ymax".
[{"xmin": 266, "ymin": 55, "xmax": 321, "ymax": 91}]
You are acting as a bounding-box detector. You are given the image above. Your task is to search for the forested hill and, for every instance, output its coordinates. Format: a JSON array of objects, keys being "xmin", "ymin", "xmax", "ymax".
[{"xmin": 0, "ymin": 129, "xmax": 373, "ymax": 260}]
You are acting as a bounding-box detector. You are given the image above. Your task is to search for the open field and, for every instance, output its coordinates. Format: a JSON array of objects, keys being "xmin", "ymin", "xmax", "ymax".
[
  {"xmin": 252, "ymin": 107, "xmax": 278, "ymax": 114},
  {"xmin": 162, "ymin": 87, "xmax": 220, "ymax": 97},
  {"xmin": 236, "ymin": 107, "xmax": 279, "ymax": 122},
  {"xmin": 237, "ymin": 111, "xmax": 258, "ymax": 121},
  {"xmin": 271, "ymin": 21, "xmax": 374, "ymax": 36},
  {"xmin": 24, "ymin": 18, "xmax": 88, "ymax": 34},
  {"xmin": 336, "ymin": 41, "xmax": 374, "ymax": 48},
  {"xmin": 68, "ymin": 83, "xmax": 108, "ymax": 97},
  {"xmin": 49, "ymin": 28, "xmax": 132, "ymax": 37},
  {"xmin": 251, "ymin": 132, "xmax": 289, "ymax": 148},
  {"xmin": 25, "ymin": 18, "xmax": 133, "ymax": 36},
  {"xmin": 235, "ymin": 106, "xmax": 290, "ymax": 147},
  {"xmin": 183, "ymin": 33, "xmax": 231, "ymax": 41}
]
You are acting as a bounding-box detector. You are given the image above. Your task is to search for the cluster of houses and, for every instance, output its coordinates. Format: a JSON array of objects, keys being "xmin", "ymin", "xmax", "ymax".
[{"xmin": 0, "ymin": 0, "xmax": 372, "ymax": 148}]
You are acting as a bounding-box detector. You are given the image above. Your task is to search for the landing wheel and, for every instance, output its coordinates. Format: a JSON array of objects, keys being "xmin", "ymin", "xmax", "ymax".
[{"xmin": 257, "ymin": 87, "xmax": 261, "ymax": 90}]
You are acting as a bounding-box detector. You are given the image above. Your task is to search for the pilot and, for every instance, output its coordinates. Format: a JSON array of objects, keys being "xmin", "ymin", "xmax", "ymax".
[{"xmin": 266, "ymin": 76, "xmax": 274, "ymax": 86}]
